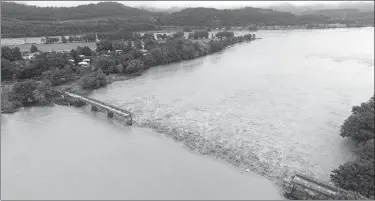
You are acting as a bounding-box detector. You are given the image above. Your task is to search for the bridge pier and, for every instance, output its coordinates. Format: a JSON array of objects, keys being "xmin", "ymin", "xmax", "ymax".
[
  {"xmin": 91, "ymin": 105, "xmax": 98, "ymax": 111},
  {"xmin": 126, "ymin": 116, "xmax": 133, "ymax": 125},
  {"xmin": 63, "ymin": 92, "xmax": 133, "ymax": 126},
  {"xmin": 107, "ymin": 111, "xmax": 114, "ymax": 118}
]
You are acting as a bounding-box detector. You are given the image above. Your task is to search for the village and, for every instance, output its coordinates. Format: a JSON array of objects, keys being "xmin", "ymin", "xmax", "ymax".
[{"xmin": 18, "ymin": 30, "xmax": 256, "ymax": 70}]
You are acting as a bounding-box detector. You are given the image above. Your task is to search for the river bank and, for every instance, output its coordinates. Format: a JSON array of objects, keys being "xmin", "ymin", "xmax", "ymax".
[
  {"xmin": 1, "ymin": 35, "xmax": 257, "ymax": 114},
  {"xmin": 1, "ymin": 106, "xmax": 284, "ymax": 200},
  {"xmin": 3, "ymin": 28, "xmax": 373, "ymax": 199}
]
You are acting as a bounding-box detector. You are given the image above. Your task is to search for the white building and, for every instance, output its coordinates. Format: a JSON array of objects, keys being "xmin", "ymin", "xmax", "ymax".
[{"xmin": 78, "ymin": 61, "xmax": 89, "ymax": 68}]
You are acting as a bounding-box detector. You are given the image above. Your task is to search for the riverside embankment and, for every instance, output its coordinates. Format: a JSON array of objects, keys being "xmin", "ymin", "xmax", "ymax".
[{"xmin": 2, "ymin": 28, "xmax": 374, "ymax": 199}]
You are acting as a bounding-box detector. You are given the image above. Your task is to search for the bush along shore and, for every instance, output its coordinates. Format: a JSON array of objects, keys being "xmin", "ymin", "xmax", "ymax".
[
  {"xmin": 1, "ymin": 31, "xmax": 256, "ymax": 113},
  {"xmin": 124, "ymin": 96, "xmax": 374, "ymax": 200},
  {"xmin": 2, "ymin": 30, "xmax": 373, "ymax": 200}
]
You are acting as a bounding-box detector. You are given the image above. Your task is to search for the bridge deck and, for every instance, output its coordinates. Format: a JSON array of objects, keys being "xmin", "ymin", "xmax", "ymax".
[
  {"xmin": 65, "ymin": 92, "xmax": 131, "ymax": 117},
  {"xmin": 287, "ymin": 173, "xmax": 343, "ymax": 199}
]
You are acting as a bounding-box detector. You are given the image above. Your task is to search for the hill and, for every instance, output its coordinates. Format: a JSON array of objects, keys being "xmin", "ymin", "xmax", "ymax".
[
  {"xmin": 1, "ymin": 2, "xmax": 158, "ymax": 21},
  {"xmin": 138, "ymin": 5, "xmax": 185, "ymax": 14},
  {"xmin": 2, "ymin": 2, "xmax": 372, "ymax": 38},
  {"xmin": 157, "ymin": 7, "xmax": 336, "ymax": 26},
  {"xmin": 267, "ymin": 2, "xmax": 374, "ymax": 14},
  {"xmin": 301, "ymin": 9, "xmax": 374, "ymax": 23},
  {"xmin": 1, "ymin": 2, "xmax": 163, "ymax": 38}
]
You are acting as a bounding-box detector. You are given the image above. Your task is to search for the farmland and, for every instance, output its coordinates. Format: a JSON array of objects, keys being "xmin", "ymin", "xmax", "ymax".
[{"xmin": 7, "ymin": 42, "xmax": 97, "ymax": 52}]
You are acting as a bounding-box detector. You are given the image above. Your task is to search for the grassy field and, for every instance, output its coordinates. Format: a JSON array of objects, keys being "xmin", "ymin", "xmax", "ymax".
[{"xmin": 6, "ymin": 42, "xmax": 97, "ymax": 52}]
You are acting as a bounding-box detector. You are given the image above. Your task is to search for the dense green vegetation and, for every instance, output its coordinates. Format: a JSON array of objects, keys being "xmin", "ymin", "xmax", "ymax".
[
  {"xmin": 1, "ymin": 2, "xmax": 160, "ymax": 38},
  {"xmin": 1, "ymin": 33, "xmax": 256, "ymax": 113},
  {"xmin": 3, "ymin": 79, "xmax": 54, "ymax": 112},
  {"xmin": 30, "ymin": 45, "xmax": 38, "ymax": 53},
  {"xmin": 1, "ymin": 2, "xmax": 158, "ymax": 21},
  {"xmin": 1, "ymin": 46, "xmax": 22, "ymax": 61},
  {"xmin": 157, "ymin": 7, "xmax": 342, "ymax": 26},
  {"xmin": 302, "ymin": 9, "xmax": 374, "ymax": 24},
  {"xmin": 330, "ymin": 96, "xmax": 375, "ymax": 199},
  {"xmin": 80, "ymin": 69, "xmax": 108, "ymax": 89},
  {"xmin": 2, "ymin": 2, "xmax": 370, "ymax": 38}
]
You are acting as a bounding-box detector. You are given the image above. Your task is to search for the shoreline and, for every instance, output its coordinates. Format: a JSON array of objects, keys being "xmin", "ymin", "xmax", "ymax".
[
  {"xmin": 1, "ymin": 25, "xmax": 373, "ymax": 41},
  {"xmin": 1, "ymin": 40, "xmax": 292, "ymax": 200},
  {"xmin": 1, "ymin": 37, "xmax": 256, "ymax": 114},
  {"xmin": 1, "ymin": 36, "xmax": 295, "ymax": 198}
]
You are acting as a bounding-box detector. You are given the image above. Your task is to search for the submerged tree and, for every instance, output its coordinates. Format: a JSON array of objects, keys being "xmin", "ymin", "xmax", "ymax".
[
  {"xmin": 30, "ymin": 44, "xmax": 38, "ymax": 53},
  {"xmin": 331, "ymin": 159, "xmax": 374, "ymax": 198},
  {"xmin": 331, "ymin": 95, "xmax": 375, "ymax": 199},
  {"xmin": 340, "ymin": 96, "xmax": 374, "ymax": 144}
]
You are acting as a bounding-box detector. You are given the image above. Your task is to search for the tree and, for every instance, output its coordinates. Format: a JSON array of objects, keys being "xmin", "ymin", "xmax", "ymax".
[
  {"xmin": 1, "ymin": 46, "xmax": 22, "ymax": 61},
  {"xmin": 193, "ymin": 31, "xmax": 209, "ymax": 39},
  {"xmin": 8, "ymin": 80, "xmax": 40, "ymax": 106},
  {"xmin": 183, "ymin": 27, "xmax": 192, "ymax": 32},
  {"xmin": 1, "ymin": 46, "xmax": 13, "ymax": 60},
  {"xmin": 12, "ymin": 47, "xmax": 22, "ymax": 61},
  {"xmin": 142, "ymin": 33, "xmax": 155, "ymax": 40},
  {"xmin": 209, "ymin": 40, "xmax": 224, "ymax": 53},
  {"xmin": 358, "ymin": 140, "xmax": 374, "ymax": 161},
  {"xmin": 77, "ymin": 46, "xmax": 92, "ymax": 56},
  {"xmin": 30, "ymin": 44, "xmax": 38, "ymax": 53},
  {"xmin": 244, "ymin": 34, "xmax": 253, "ymax": 40},
  {"xmin": 32, "ymin": 80, "xmax": 53, "ymax": 104},
  {"xmin": 68, "ymin": 36, "xmax": 74, "ymax": 43},
  {"xmin": 114, "ymin": 64, "xmax": 124, "ymax": 73},
  {"xmin": 80, "ymin": 69, "xmax": 107, "ymax": 89},
  {"xmin": 330, "ymin": 160, "xmax": 374, "ymax": 198},
  {"xmin": 331, "ymin": 96, "xmax": 375, "ymax": 199},
  {"xmin": 96, "ymin": 38, "xmax": 113, "ymax": 52},
  {"xmin": 150, "ymin": 48, "xmax": 167, "ymax": 66},
  {"xmin": 125, "ymin": 59, "xmax": 144, "ymax": 74},
  {"xmin": 134, "ymin": 40, "xmax": 142, "ymax": 49},
  {"xmin": 182, "ymin": 45, "xmax": 197, "ymax": 60},
  {"xmin": 163, "ymin": 45, "xmax": 181, "ymax": 62},
  {"xmin": 144, "ymin": 39, "xmax": 158, "ymax": 50},
  {"xmin": 340, "ymin": 96, "xmax": 374, "ymax": 144},
  {"xmin": 188, "ymin": 32, "xmax": 194, "ymax": 39},
  {"xmin": 69, "ymin": 49, "xmax": 81, "ymax": 65},
  {"xmin": 94, "ymin": 56, "xmax": 116, "ymax": 74},
  {"xmin": 142, "ymin": 54, "xmax": 156, "ymax": 69},
  {"xmin": 216, "ymin": 31, "xmax": 234, "ymax": 39},
  {"xmin": 173, "ymin": 32, "xmax": 184, "ymax": 39},
  {"xmin": 61, "ymin": 36, "xmax": 68, "ymax": 43},
  {"xmin": 1, "ymin": 59, "xmax": 13, "ymax": 80}
]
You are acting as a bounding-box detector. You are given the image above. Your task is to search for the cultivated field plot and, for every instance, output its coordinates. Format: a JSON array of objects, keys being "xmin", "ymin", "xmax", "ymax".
[{"xmin": 6, "ymin": 42, "xmax": 97, "ymax": 52}]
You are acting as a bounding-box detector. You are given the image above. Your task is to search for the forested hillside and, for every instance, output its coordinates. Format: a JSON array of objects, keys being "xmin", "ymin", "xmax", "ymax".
[
  {"xmin": 1, "ymin": 2, "xmax": 371, "ymax": 38},
  {"xmin": 157, "ymin": 7, "xmax": 298, "ymax": 26},
  {"xmin": 1, "ymin": 2, "xmax": 160, "ymax": 21},
  {"xmin": 1, "ymin": 2, "xmax": 162, "ymax": 38},
  {"xmin": 302, "ymin": 9, "xmax": 374, "ymax": 23}
]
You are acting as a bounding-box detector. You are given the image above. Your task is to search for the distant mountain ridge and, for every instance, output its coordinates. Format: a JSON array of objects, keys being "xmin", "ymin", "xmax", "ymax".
[
  {"xmin": 138, "ymin": 5, "xmax": 185, "ymax": 13},
  {"xmin": 1, "ymin": 2, "xmax": 373, "ymax": 38},
  {"xmin": 1, "ymin": 2, "xmax": 159, "ymax": 21},
  {"xmin": 301, "ymin": 9, "xmax": 374, "ymax": 23},
  {"xmin": 266, "ymin": 2, "xmax": 374, "ymax": 14},
  {"xmin": 157, "ymin": 7, "xmax": 334, "ymax": 26}
]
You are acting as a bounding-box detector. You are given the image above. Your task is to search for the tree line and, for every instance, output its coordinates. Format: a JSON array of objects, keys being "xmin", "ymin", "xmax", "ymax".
[
  {"xmin": 1, "ymin": 2, "xmax": 157, "ymax": 21},
  {"xmin": 330, "ymin": 96, "xmax": 374, "ymax": 199},
  {"xmin": 1, "ymin": 32, "xmax": 256, "ymax": 113},
  {"xmin": 2, "ymin": 1, "xmax": 359, "ymax": 39},
  {"xmin": 1, "ymin": 19, "xmax": 158, "ymax": 38}
]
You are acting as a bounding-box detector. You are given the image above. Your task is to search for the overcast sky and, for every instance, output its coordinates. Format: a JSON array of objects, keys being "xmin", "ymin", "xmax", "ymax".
[{"xmin": 18, "ymin": 1, "xmax": 346, "ymax": 9}]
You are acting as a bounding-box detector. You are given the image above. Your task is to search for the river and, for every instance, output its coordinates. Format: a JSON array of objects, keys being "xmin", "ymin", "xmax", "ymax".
[{"xmin": 1, "ymin": 28, "xmax": 374, "ymax": 199}]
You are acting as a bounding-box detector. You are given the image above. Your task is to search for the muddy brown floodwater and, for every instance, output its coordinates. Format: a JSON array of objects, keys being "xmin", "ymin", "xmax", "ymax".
[
  {"xmin": 2, "ymin": 28, "xmax": 374, "ymax": 200},
  {"xmin": 1, "ymin": 106, "xmax": 282, "ymax": 200}
]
